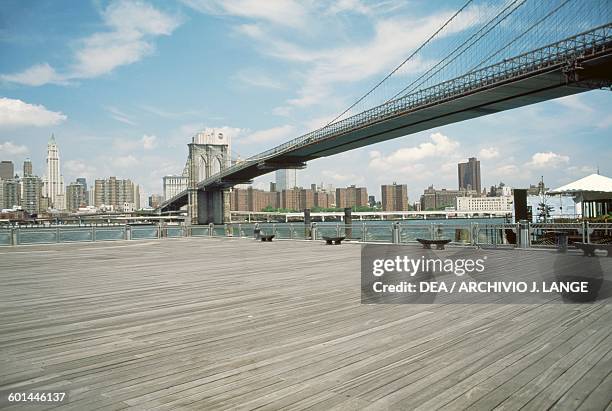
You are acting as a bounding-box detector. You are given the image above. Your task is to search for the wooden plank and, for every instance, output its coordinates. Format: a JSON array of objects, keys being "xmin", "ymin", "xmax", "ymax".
[{"xmin": 0, "ymin": 238, "xmax": 610, "ymax": 410}]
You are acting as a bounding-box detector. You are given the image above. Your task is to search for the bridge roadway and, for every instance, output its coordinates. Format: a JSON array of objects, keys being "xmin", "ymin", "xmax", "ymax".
[
  {"xmin": 1, "ymin": 237, "xmax": 611, "ymax": 409},
  {"xmin": 159, "ymin": 25, "xmax": 612, "ymax": 214}
]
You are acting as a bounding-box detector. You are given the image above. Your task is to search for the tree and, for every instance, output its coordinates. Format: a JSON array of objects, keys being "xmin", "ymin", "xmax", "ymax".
[{"xmin": 537, "ymin": 201, "xmax": 554, "ymax": 222}]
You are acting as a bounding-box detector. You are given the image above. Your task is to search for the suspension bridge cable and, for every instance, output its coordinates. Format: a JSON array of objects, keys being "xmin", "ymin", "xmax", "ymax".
[
  {"xmin": 468, "ymin": 0, "xmax": 574, "ymax": 73},
  {"xmin": 388, "ymin": 0, "xmax": 528, "ymax": 103},
  {"xmin": 322, "ymin": 0, "xmax": 476, "ymax": 128}
]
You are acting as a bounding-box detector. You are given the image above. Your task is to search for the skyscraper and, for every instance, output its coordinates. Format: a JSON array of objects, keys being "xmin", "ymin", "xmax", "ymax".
[
  {"xmin": 23, "ymin": 158, "xmax": 33, "ymax": 176},
  {"xmin": 0, "ymin": 160, "xmax": 14, "ymax": 180},
  {"xmin": 458, "ymin": 157, "xmax": 481, "ymax": 194},
  {"xmin": 43, "ymin": 134, "xmax": 65, "ymax": 209},
  {"xmin": 275, "ymin": 169, "xmax": 297, "ymax": 191}
]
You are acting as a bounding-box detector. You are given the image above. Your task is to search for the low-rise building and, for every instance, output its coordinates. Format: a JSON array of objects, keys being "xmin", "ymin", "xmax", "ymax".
[
  {"xmin": 94, "ymin": 177, "xmax": 140, "ymax": 210},
  {"xmin": 66, "ymin": 181, "xmax": 87, "ymax": 212},
  {"xmin": 163, "ymin": 175, "xmax": 188, "ymax": 200},
  {"xmin": 22, "ymin": 175, "xmax": 44, "ymax": 214},
  {"xmin": 456, "ymin": 195, "xmax": 513, "ymax": 212},
  {"xmin": 420, "ymin": 186, "xmax": 477, "ymax": 210},
  {"xmin": 148, "ymin": 194, "xmax": 164, "ymax": 208}
]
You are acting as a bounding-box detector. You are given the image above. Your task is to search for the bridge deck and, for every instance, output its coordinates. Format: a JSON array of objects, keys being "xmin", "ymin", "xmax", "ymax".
[{"xmin": 0, "ymin": 238, "xmax": 610, "ymax": 410}]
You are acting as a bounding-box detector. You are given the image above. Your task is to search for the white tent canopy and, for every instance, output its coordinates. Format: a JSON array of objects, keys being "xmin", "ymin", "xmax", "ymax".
[
  {"xmin": 550, "ymin": 174, "xmax": 612, "ymax": 218},
  {"xmin": 550, "ymin": 174, "xmax": 612, "ymax": 201}
]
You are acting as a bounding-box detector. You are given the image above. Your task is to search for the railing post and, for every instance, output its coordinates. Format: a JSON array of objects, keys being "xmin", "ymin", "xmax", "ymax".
[
  {"xmin": 311, "ymin": 222, "xmax": 317, "ymax": 241},
  {"xmin": 10, "ymin": 227, "xmax": 16, "ymax": 246},
  {"xmin": 125, "ymin": 225, "xmax": 131, "ymax": 241},
  {"xmin": 518, "ymin": 221, "xmax": 530, "ymax": 248},
  {"xmin": 392, "ymin": 222, "xmax": 400, "ymax": 244},
  {"xmin": 586, "ymin": 221, "xmax": 590, "ymax": 243},
  {"xmin": 56, "ymin": 226, "xmax": 60, "ymax": 243},
  {"xmin": 209, "ymin": 223, "xmax": 214, "ymax": 237}
]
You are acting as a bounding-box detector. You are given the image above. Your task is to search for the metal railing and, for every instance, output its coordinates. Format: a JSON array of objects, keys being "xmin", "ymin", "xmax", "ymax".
[{"xmin": 2, "ymin": 222, "xmax": 611, "ymax": 248}]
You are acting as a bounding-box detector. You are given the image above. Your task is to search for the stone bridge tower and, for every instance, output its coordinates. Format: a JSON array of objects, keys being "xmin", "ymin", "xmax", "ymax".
[{"xmin": 187, "ymin": 130, "xmax": 231, "ymax": 225}]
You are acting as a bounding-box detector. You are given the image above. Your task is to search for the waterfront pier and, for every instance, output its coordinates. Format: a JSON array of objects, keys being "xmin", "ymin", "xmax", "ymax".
[{"xmin": 1, "ymin": 238, "xmax": 610, "ymax": 409}]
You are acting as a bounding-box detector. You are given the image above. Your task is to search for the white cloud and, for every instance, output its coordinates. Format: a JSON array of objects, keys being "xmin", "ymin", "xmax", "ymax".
[
  {"xmin": 232, "ymin": 5, "xmax": 484, "ymax": 110},
  {"xmin": 139, "ymin": 105, "xmax": 205, "ymax": 119},
  {"xmin": 555, "ymin": 95, "xmax": 592, "ymax": 113},
  {"xmin": 233, "ymin": 70, "xmax": 284, "ymax": 89},
  {"xmin": 302, "ymin": 114, "xmax": 338, "ymax": 132},
  {"xmin": 241, "ymin": 125, "xmax": 295, "ymax": 144},
  {"xmin": 478, "ymin": 147, "xmax": 499, "ymax": 160},
  {"xmin": 0, "ymin": 141, "xmax": 29, "ymax": 156},
  {"xmin": 321, "ymin": 170, "xmax": 365, "ymax": 184},
  {"xmin": 64, "ymin": 160, "xmax": 98, "ymax": 181},
  {"xmin": 494, "ymin": 164, "xmax": 519, "ymax": 176},
  {"xmin": 325, "ymin": 0, "xmax": 372, "ymax": 15},
  {"xmin": 568, "ymin": 165, "xmax": 597, "ymax": 176},
  {"xmin": 111, "ymin": 154, "xmax": 140, "ymax": 168},
  {"xmin": 1, "ymin": 63, "xmax": 67, "ymax": 86},
  {"xmin": 106, "ymin": 106, "xmax": 137, "ymax": 125},
  {"xmin": 184, "ymin": 1, "xmax": 485, "ymax": 111},
  {"xmin": 368, "ymin": 132, "xmax": 460, "ymax": 172},
  {"xmin": 113, "ymin": 134, "xmax": 158, "ymax": 151},
  {"xmin": 181, "ymin": 0, "xmax": 308, "ymax": 28},
  {"xmin": 0, "ymin": 97, "xmax": 67, "ymax": 128},
  {"xmin": 272, "ymin": 106, "xmax": 292, "ymax": 117},
  {"xmin": 142, "ymin": 134, "xmax": 157, "ymax": 149},
  {"xmin": 526, "ymin": 152, "xmax": 570, "ymax": 169},
  {"xmin": 2, "ymin": 1, "xmax": 181, "ymax": 86}
]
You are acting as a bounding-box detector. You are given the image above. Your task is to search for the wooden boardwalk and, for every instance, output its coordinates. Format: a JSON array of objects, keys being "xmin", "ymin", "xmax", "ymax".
[{"xmin": 0, "ymin": 238, "xmax": 610, "ymax": 410}]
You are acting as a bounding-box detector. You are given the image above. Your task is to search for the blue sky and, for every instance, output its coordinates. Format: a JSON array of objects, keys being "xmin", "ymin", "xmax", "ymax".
[{"xmin": 0, "ymin": 0, "xmax": 610, "ymax": 202}]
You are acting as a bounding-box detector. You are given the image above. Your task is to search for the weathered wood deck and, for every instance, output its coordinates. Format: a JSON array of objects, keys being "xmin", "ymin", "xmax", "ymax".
[{"xmin": 0, "ymin": 238, "xmax": 610, "ymax": 410}]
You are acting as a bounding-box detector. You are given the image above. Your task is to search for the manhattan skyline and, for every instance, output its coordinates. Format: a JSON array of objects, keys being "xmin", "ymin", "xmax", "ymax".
[{"xmin": 0, "ymin": 0, "xmax": 611, "ymax": 202}]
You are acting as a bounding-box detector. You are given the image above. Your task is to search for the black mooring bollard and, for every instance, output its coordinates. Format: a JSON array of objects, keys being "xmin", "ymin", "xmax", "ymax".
[
  {"xmin": 344, "ymin": 207, "xmax": 352, "ymax": 239},
  {"xmin": 304, "ymin": 209, "xmax": 311, "ymax": 239}
]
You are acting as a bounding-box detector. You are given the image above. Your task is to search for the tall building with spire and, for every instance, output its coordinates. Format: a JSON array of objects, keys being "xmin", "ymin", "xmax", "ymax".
[{"xmin": 43, "ymin": 134, "xmax": 66, "ymax": 210}]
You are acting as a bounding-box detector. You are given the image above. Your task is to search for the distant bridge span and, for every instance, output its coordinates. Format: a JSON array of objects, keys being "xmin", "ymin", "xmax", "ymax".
[{"xmin": 160, "ymin": 24, "xmax": 612, "ymax": 223}]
